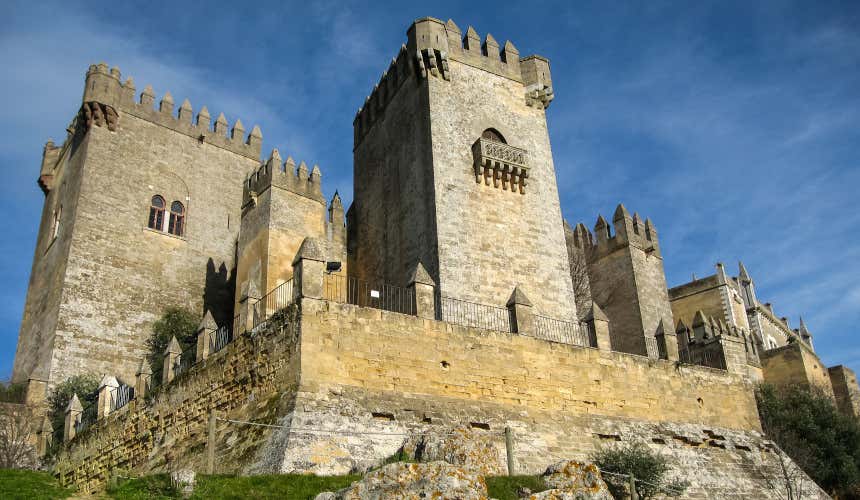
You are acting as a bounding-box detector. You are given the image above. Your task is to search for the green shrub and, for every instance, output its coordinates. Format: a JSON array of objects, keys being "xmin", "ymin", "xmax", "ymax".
[
  {"xmin": 592, "ymin": 442, "xmax": 688, "ymax": 499},
  {"xmin": 756, "ymin": 383, "xmax": 860, "ymax": 496},
  {"xmin": 0, "ymin": 380, "xmax": 27, "ymax": 403},
  {"xmin": 46, "ymin": 373, "xmax": 100, "ymax": 450},
  {"xmin": 146, "ymin": 307, "xmax": 199, "ymax": 387}
]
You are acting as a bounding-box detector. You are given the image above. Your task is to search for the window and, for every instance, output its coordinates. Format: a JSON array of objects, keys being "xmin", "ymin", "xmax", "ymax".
[
  {"xmin": 481, "ymin": 128, "xmax": 506, "ymax": 144},
  {"xmin": 168, "ymin": 201, "xmax": 185, "ymax": 236},
  {"xmin": 51, "ymin": 205, "xmax": 62, "ymax": 239},
  {"xmin": 148, "ymin": 195, "xmax": 165, "ymax": 231}
]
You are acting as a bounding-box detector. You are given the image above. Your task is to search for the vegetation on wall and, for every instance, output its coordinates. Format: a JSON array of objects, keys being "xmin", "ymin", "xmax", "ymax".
[
  {"xmin": 0, "ymin": 380, "xmax": 27, "ymax": 404},
  {"xmin": 756, "ymin": 383, "xmax": 860, "ymax": 498},
  {"xmin": 591, "ymin": 442, "xmax": 689, "ymax": 499},
  {"xmin": 46, "ymin": 374, "xmax": 100, "ymax": 449},
  {"xmin": 146, "ymin": 307, "xmax": 199, "ymax": 387}
]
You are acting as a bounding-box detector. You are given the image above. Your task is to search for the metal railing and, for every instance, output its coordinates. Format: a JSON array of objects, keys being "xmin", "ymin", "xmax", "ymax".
[
  {"xmin": 324, "ymin": 274, "xmax": 416, "ymax": 315},
  {"xmin": 174, "ymin": 345, "xmax": 196, "ymax": 377},
  {"xmin": 110, "ymin": 383, "xmax": 134, "ymax": 412},
  {"xmin": 74, "ymin": 399, "xmax": 98, "ymax": 434},
  {"xmin": 247, "ymin": 279, "xmax": 296, "ymax": 332},
  {"xmin": 532, "ymin": 315, "xmax": 594, "ymax": 347},
  {"xmin": 438, "ymin": 296, "xmax": 514, "ymax": 332},
  {"xmin": 678, "ymin": 348, "xmax": 726, "ymax": 370},
  {"xmin": 210, "ymin": 324, "xmax": 232, "ymax": 354},
  {"xmin": 644, "ymin": 336, "xmax": 660, "ymax": 359}
]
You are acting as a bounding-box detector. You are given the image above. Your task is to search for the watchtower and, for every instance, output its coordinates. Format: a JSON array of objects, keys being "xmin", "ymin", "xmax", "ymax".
[
  {"xmin": 569, "ymin": 205, "xmax": 675, "ymax": 357},
  {"xmin": 348, "ymin": 17, "xmax": 576, "ymax": 320}
]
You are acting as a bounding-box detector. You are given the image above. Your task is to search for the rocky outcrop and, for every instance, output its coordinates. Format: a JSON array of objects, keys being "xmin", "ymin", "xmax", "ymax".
[
  {"xmin": 315, "ymin": 461, "xmax": 488, "ymax": 499},
  {"xmin": 402, "ymin": 426, "xmax": 505, "ymax": 476},
  {"xmin": 531, "ymin": 460, "xmax": 613, "ymax": 499}
]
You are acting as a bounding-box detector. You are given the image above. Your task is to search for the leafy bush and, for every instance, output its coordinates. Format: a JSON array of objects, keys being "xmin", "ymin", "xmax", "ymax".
[
  {"xmin": 592, "ymin": 442, "xmax": 688, "ymax": 499},
  {"xmin": 46, "ymin": 373, "xmax": 99, "ymax": 450},
  {"xmin": 146, "ymin": 307, "xmax": 199, "ymax": 387},
  {"xmin": 0, "ymin": 380, "xmax": 27, "ymax": 403},
  {"xmin": 756, "ymin": 383, "xmax": 860, "ymax": 497}
]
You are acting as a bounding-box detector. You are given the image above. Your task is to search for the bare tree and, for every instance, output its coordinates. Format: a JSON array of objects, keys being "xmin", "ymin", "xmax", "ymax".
[
  {"xmin": 0, "ymin": 404, "xmax": 37, "ymax": 469},
  {"xmin": 568, "ymin": 246, "xmax": 593, "ymax": 316}
]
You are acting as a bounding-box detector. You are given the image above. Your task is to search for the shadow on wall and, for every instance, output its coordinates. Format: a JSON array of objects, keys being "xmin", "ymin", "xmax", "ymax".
[{"xmin": 204, "ymin": 258, "xmax": 236, "ymax": 328}]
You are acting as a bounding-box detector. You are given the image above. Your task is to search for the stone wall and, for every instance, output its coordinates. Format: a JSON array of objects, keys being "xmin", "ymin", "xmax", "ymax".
[
  {"xmin": 55, "ymin": 307, "xmax": 301, "ymax": 493},
  {"xmin": 828, "ymin": 365, "xmax": 860, "ymax": 418},
  {"xmin": 13, "ymin": 134, "xmax": 90, "ymax": 386},
  {"xmin": 55, "ymin": 297, "xmax": 829, "ymax": 498},
  {"xmin": 759, "ymin": 342, "xmax": 835, "ymax": 398}
]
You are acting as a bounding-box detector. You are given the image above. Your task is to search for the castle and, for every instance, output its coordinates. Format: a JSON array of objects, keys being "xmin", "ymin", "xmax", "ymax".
[{"xmin": 11, "ymin": 16, "xmax": 859, "ymax": 496}]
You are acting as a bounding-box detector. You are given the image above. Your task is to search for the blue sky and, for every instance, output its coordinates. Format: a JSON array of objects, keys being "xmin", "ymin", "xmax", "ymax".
[{"xmin": 1, "ymin": 0, "xmax": 858, "ymax": 379}]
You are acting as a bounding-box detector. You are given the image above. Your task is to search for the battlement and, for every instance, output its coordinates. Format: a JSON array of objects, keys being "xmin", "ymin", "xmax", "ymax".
[
  {"xmin": 242, "ymin": 148, "xmax": 325, "ymax": 209},
  {"xmin": 571, "ymin": 204, "xmax": 660, "ymax": 259},
  {"xmin": 78, "ymin": 63, "xmax": 262, "ymax": 160},
  {"xmin": 353, "ymin": 17, "xmax": 554, "ymax": 147}
]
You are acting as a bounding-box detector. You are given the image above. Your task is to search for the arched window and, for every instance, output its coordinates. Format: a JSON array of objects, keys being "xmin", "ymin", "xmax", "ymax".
[
  {"xmin": 168, "ymin": 201, "xmax": 185, "ymax": 236},
  {"xmin": 481, "ymin": 128, "xmax": 506, "ymax": 144},
  {"xmin": 148, "ymin": 196, "xmax": 165, "ymax": 231}
]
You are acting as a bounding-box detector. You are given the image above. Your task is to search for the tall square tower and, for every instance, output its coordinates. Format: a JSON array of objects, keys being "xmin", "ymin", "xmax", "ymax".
[{"xmin": 349, "ymin": 17, "xmax": 576, "ymax": 320}]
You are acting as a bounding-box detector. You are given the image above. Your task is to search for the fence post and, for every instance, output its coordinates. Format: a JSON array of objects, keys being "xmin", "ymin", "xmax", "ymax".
[
  {"xmin": 408, "ymin": 261, "xmax": 436, "ymax": 319},
  {"xmin": 36, "ymin": 415, "xmax": 53, "ymax": 456},
  {"xmin": 64, "ymin": 393, "xmax": 83, "ymax": 442},
  {"xmin": 197, "ymin": 310, "xmax": 217, "ymax": 362},
  {"xmin": 584, "ymin": 303, "xmax": 612, "ymax": 351},
  {"xmin": 239, "ymin": 280, "xmax": 261, "ymax": 333},
  {"xmin": 629, "ymin": 474, "xmax": 638, "ymax": 500},
  {"xmin": 506, "ymin": 286, "xmax": 533, "ymax": 335},
  {"xmin": 655, "ymin": 319, "xmax": 679, "ymax": 361},
  {"xmin": 206, "ymin": 409, "xmax": 216, "ymax": 474},
  {"xmin": 293, "ymin": 237, "xmax": 326, "ymax": 300},
  {"xmin": 135, "ymin": 359, "xmax": 152, "ymax": 400},
  {"xmin": 163, "ymin": 336, "xmax": 182, "ymax": 386},
  {"xmin": 97, "ymin": 375, "xmax": 119, "ymax": 420},
  {"xmin": 504, "ymin": 426, "xmax": 515, "ymax": 476}
]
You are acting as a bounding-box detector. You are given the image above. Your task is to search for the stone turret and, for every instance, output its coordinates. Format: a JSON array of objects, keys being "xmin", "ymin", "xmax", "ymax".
[{"xmin": 568, "ymin": 205, "xmax": 673, "ymax": 358}]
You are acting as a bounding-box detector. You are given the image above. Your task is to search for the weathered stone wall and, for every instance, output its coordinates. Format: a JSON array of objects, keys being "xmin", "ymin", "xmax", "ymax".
[
  {"xmin": 828, "ymin": 365, "xmax": 860, "ymax": 418},
  {"xmin": 271, "ymin": 298, "xmax": 825, "ymax": 498},
  {"xmin": 349, "ymin": 49, "xmax": 438, "ymax": 286},
  {"xmin": 427, "ymin": 58, "xmax": 576, "ymax": 320},
  {"xmin": 13, "ymin": 134, "xmax": 90, "ymax": 385},
  {"xmin": 55, "ymin": 308, "xmax": 301, "ymax": 493},
  {"xmin": 670, "ymin": 276, "xmax": 732, "ymax": 328},
  {"xmin": 297, "ymin": 299, "xmax": 760, "ymax": 432},
  {"xmin": 14, "ymin": 68, "xmax": 261, "ymax": 390},
  {"xmin": 759, "ymin": 342, "xmax": 835, "ymax": 397},
  {"xmin": 236, "ymin": 174, "xmax": 328, "ymax": 309},
  {"xmin": 56, "ymin": 298, "xmax": 829, "ymax": 498}
]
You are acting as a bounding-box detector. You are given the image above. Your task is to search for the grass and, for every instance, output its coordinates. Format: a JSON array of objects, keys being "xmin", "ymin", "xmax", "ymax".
[
  {"xmin": 485, "ymin": 475, "xmax": 549, "ymax": 500},
  {"xmin": 0, "ymin": 468, "xmax": 548, "ymax": 500},
  {"xmin": 0, "ymin": 469, "xmax": 72, "ymax": 500},
  {"xmin": 107, "ymin": 473, "xmax": 362, "ymax": 500}
]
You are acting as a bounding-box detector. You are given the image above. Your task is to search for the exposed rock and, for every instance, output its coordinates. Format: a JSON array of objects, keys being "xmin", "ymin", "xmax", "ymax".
[
  {"xmin": 320, "ymin": 461, "xmax": 488, "ymax": 499},
  {"xmin": 533, "ymin": 461, "xmax": 613, "ymax": 499},
  {"xmin": 402, "ymin": 426, "xmax": 505, "ymax": 476}
]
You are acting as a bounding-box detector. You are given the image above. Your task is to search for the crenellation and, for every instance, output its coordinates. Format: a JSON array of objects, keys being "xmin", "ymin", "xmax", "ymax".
[
  {"xmin": 139, "ymin": 84, "xmax": 155, "ymax": 107},
  {"xmin": 177, "ymin": 98, "xmax": 193, "ymax": 124},
  {"xmin": 158, "ymin": 91, "xmax": 173, "ymax": 114}
]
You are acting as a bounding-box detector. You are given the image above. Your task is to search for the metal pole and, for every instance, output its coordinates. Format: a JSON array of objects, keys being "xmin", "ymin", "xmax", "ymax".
[
  {"xmin": 206, "ymin": 409, "xmax": 216, "ymax": 474},
  {"xmin": 504, "ymin": 426, "xmax": 515, "ymax": 476}
]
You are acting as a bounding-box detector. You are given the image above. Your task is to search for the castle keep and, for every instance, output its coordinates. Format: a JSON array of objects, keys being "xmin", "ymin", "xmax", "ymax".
[{"xmin": 11, "ymin": 16, "xmax": 858, "ymax": 498}]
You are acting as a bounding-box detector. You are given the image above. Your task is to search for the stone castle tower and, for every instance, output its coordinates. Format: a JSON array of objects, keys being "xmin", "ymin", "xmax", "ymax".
[
  {"xmin": 12, "ymin": 62, "xmax": 345, "ymax": 396},
  {"xmin": 348, "ymin": 17, "xmax": 576, "ymax": 320},
  {"xmin": 567, "ymin": 205, "xmax": 676, "ymax": 358}
]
